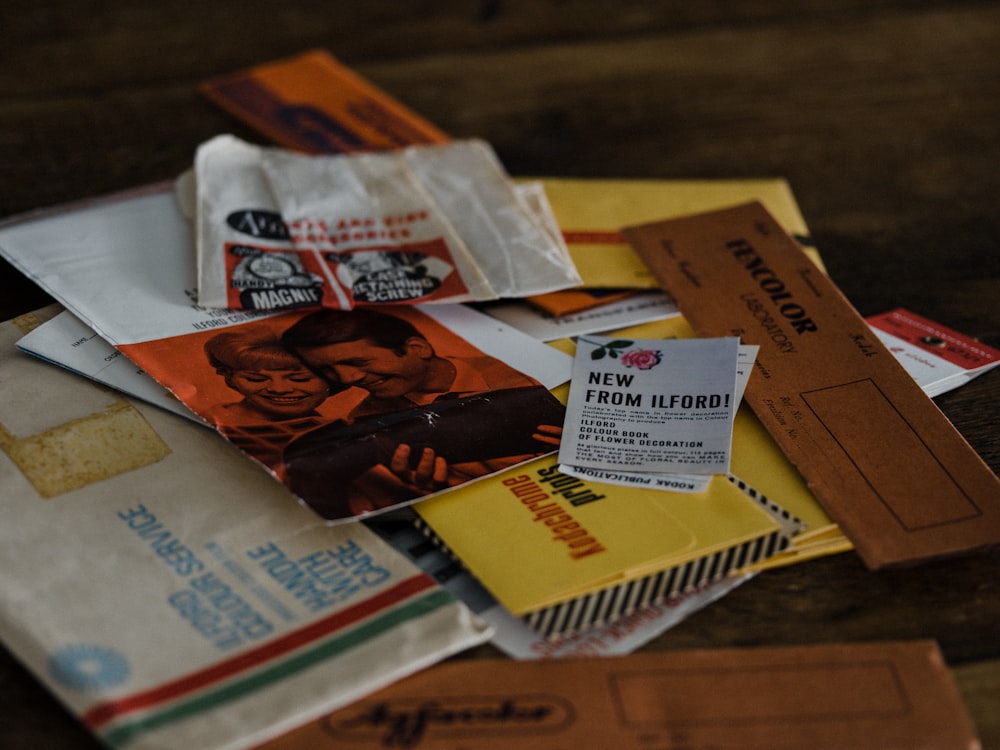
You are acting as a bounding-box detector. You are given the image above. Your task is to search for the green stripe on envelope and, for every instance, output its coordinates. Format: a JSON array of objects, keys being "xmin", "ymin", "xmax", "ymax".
[{"xmin": 101, "ymin": 588, "xmax": 454, "ymax": 748}]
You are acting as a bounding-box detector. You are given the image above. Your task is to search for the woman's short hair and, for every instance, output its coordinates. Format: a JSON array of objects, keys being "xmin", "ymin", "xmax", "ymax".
[{"xmin": 204, "ymin": 328, "xmax": 307, "ymax": 376}]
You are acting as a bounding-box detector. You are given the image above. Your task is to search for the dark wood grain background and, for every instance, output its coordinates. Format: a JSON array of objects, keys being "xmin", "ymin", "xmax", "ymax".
[{"xmin": 2, "ymin": 2, "xmax": 998, "ymax": 747}]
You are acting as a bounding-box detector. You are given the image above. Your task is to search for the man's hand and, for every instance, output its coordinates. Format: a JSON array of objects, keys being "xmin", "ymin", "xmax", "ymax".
[{"xmin": 388, "ymin": 443, "xmax": 448, "ymax": 490}]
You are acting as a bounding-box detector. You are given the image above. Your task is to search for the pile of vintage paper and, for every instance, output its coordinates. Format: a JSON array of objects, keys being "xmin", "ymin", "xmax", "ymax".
[{"xmin": 1, "ymin": 51, "xmax": 993, "ymax": 750}]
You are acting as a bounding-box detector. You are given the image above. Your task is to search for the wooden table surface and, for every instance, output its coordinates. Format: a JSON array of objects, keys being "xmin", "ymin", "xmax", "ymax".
[{"xmin": 2, "ymin": 2, "xmax": 999, "ymax": 747}]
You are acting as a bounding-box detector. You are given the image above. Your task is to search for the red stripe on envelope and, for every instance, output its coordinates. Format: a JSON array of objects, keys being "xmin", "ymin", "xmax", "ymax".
[{"xmin": 82, "ymin": 574, "xmax": 436, "ymax": 729}]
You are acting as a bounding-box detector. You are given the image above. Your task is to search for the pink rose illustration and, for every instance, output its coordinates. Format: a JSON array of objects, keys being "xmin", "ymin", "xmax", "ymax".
[{"xmin": 620, "ymin": 348, "xmax": 662, "ymax": 370}]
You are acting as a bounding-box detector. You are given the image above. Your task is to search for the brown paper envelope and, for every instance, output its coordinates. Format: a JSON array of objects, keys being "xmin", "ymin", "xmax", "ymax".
[
  {"xmin": 622, "ymin": 202, "xmax": 1000, "ymax": 570},
  {"xmin": 258, "ymin": 640, "xmax": 979, "ymax": 750}
]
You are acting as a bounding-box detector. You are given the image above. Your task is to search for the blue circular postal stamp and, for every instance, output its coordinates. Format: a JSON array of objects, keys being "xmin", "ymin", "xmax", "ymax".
[{"xmin": 49, "ymin": 644, "xmax": 131, "ymax": 692}]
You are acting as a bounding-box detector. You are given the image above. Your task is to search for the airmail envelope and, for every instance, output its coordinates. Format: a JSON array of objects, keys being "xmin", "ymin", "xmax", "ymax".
[
  {"xmin": 257, "ymin": 640, "xmax": 979, "ymax": 750},
  {"xmin": 623, "ymin": 202, "xmax": 1000, "ymax": 569}
]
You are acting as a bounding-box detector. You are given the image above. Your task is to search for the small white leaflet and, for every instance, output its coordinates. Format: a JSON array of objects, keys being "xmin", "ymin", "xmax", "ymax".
[
  {"xmin": 559, "ymin": 343, "xmax": 758, "ymax": 492},
  {"xmin": 559, "ymin": 336, "xmax": 741, "ymax": 477}
]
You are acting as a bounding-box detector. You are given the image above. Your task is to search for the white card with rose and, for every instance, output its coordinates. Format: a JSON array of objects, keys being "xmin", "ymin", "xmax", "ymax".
[
  {"xmin": 559, "ymin": 339, "xmax": 756, "ymax": 493},
  {"xmin": 559, "ymin": 336, "xmax": 745, "ymax": 488}
]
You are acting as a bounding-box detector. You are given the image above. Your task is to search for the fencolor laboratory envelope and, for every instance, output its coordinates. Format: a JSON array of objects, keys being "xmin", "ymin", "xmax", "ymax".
[{"xmin": 624, "ymin": 202, "xmax": 1000, "ymax": 569}]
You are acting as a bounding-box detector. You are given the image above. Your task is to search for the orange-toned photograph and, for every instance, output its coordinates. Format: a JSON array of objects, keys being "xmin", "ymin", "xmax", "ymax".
[{"xmin": 122, "ymin": 307, "xmax": 565, "ymax": 521}]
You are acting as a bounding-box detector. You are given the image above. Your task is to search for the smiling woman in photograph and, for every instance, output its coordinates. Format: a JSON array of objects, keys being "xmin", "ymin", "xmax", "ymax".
[{"xmin": 202, "ymin": 326, "xmax": 336, "ymax": 472}]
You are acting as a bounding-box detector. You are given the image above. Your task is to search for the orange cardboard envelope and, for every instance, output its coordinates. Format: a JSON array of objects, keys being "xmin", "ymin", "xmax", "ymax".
[
  {"xmin": 201, "ymin": 49, "xmax": 449, "ymax": 153},
  {"xmin": 258, "ymin": 640, "xmax": 979, "ymax": 750},
  {"xmin": 623, "ymin": 202, "xmax": 1000, "ymax": 569}
]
